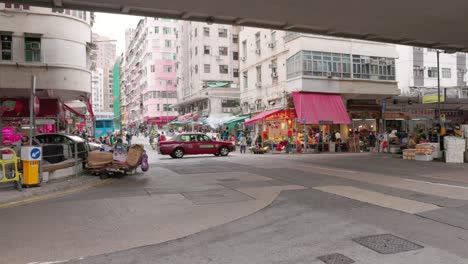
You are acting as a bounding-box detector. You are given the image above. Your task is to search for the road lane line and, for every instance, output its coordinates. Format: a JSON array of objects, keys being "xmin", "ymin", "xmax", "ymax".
[
  {"xmin": 0, "ymin": 179, "xmax": 113, "ymax": 210},
  {"xmin": 295, "ymin": 164, "xmax": 468, "ymax": 200},
  {"xmin": 404, "ymin": 179, "xmax": 468, "ymax": 190},
  {"xmin": 315, "ymin": 185, "xmax": 441, "ymax": 214}
]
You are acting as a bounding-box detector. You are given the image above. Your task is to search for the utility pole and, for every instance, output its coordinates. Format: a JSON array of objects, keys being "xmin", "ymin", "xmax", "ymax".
[{"xmin": 437, "ymin": 50, "xmax": 441, "ymax": 122}]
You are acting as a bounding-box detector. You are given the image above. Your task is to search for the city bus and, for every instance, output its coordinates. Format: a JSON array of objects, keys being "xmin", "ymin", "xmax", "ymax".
[{"xmin": 95, "ymin": 119, "xmax": 115, "ymax": 138}]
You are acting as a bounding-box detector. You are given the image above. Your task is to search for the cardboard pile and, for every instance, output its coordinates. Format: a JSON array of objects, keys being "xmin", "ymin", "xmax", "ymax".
[
  {"xmin": 444, "ymin": 136, "xmax": 466, "ymax": 163},
  {"xmin": 403, "ymin": 149, "xmax": 416, "ymax": 160}
]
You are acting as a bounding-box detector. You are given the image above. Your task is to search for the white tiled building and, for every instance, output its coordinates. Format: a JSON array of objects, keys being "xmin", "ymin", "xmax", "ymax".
[
  {"xmin": 396, "ymin": 46, "xmax": 468, "ymax": 98},
  {"xmin": 174, "ymin": 21, "xmax": 240, "ymax": 120}
]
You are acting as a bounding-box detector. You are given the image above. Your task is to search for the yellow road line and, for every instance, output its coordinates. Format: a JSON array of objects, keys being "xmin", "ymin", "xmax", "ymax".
[
  {"xmin": 0, "ymin": 179, "xmax": 113, "ymax": 210},
  {"xmin": 315, "ymin": 185, "xmax": 441, "ymax": 214}
]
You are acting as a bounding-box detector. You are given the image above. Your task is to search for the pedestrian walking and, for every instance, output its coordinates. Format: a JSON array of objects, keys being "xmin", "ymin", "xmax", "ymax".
[
  {"xmin": 126, "ymin": 132, "xmax": 133, "ymax": 145},
  {"xmin": 239, "ymin": 133, "xmax": 247, "ymax": 154},
  {"xmin": 160, "ymin": 131, "xmax": 167, "ymax": 142}
]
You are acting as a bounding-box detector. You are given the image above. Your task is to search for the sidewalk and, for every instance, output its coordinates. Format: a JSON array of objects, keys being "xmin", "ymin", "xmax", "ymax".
[{"xmin": 0, "ymin": 174, "xmax": 103, "ymax": 207}]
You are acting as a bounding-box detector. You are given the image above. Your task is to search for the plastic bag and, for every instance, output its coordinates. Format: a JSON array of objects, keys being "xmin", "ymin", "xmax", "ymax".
[{"xmin": 141, "ymin": 152, "xmax": 149, "ymax": 172}]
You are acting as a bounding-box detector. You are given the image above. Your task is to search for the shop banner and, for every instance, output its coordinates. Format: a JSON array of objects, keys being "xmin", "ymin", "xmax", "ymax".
[
  {"xmin": 408, "ymin": 109, "xmax": 435, "ymax": 119},
  {"xmin": 382, "ymin": 112, "xmax": 407, "ymax": 119},
  {"xmin": 422, "ymin": 94, "xmax": 444, "ymax": 104}
]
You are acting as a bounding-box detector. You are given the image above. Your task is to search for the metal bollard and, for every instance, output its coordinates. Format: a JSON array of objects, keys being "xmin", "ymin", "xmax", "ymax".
[{"xmin": 74, "ymin": 142, "xmax": 78, "ymax": 178}]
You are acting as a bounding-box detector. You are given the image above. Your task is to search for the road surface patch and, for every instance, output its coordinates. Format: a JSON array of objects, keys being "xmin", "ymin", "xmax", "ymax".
[
  {"xmin": 352, "ymin": 234, "xmax": 423, "ymax": 254},
  {"xmin": 315, "ymin": 186, "xmax": 440, "ymax": 214},
  {"xmin": 317, "ymin": 253, "xmax": 355, "ymax": 264}
]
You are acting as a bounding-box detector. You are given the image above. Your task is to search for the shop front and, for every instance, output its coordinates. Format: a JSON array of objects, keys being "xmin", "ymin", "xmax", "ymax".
[
  {"xmin": 244, "ymin": 92, "xmax": 352, "ymax": 151},
  {"xmin": 1, "ymin": 98, "xmax": 65, "ymax": 145}
]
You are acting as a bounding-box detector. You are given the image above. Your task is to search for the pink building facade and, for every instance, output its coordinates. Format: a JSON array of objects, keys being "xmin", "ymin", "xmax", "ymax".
[{"xmin": 122, "ymin": 18, "xmax": 178, "ymax": 128}]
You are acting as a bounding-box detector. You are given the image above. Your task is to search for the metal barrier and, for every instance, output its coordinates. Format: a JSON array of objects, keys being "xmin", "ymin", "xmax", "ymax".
[{"xmin": 39, "ymin": 141, "xmax": 88, "ymax": 181}]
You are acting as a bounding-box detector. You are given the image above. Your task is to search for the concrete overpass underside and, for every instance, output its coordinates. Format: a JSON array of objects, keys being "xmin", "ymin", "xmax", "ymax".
[{"xmin": 12, "ymin": 0, "xmax": 468, "ymax": 51}]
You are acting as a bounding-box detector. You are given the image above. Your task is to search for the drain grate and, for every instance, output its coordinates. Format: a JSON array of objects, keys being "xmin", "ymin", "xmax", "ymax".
[
  {"xmin": 217, "ymin": 178, "xmax": 240, "ymax": 182},
  {"xmin": 353, "ymin": 234, "xmax": 423, "ymax": 254},
  {"xmin": 317, "ymin": 253, "xmax": 354, "ymax": 264}
]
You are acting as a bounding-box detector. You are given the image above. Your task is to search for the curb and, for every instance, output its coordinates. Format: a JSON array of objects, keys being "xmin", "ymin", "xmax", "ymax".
[{"xmin": 0, "ymin": 178, "xmax": 113, "ymax": 210}]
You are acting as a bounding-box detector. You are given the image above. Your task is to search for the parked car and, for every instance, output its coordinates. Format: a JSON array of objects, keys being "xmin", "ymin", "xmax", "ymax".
[
  {"xmin": 35, "ymin": 133, "xmax": 91, "ymax": 163},
  {"xmin": 158, "ymin": 133, "xmax": 235, "ymax": 158}
]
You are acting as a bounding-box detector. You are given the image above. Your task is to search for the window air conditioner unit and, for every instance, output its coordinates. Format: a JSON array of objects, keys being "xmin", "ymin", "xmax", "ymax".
[
  {"xmin": 269, "ymin": 64, "xmax": 277, "ymax": 69},
  {"xmin": 268, "ymin": 42, "xmax": 275, "ymax": 48},
  {"xmin": 255, "ymin": 82, "xmax": 262, "ymax": 88},
  {"xmin": 255, "ymin": 49, "xmax": 261, "ymax": 54},
  {"xmin": 241, "ymin": 57, "xmax": 246, "ymax": 61}
]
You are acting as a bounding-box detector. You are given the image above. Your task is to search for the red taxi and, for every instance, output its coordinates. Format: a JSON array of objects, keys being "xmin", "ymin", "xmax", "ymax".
[{"xmin": 157, "ymin": 133, "xmax": 235, "ymax": 158}]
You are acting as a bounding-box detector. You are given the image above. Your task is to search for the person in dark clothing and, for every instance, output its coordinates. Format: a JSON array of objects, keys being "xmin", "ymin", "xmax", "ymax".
[{"xmin": 368, "ymin": 132, "xmax": 376, "ymax": 152}]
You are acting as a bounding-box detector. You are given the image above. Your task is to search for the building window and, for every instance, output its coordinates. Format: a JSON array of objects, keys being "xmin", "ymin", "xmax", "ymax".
[
  {"xmin": 428, "ymin": 67, "xmax": 438, "ymax": 78},
  {"xmin": 163, "ymin": 65, "xmax": 172, "ymax": 72},
  {"xmin": 1, "ymin": 35, "xmax": 12, "ymax": 60},
  {"xmin": 195, "ymin": 64, "xmax": 198, "ymax": 74},
  {"xmin": 194, "ymin": 28, "xmax": 197, "ymax": 37},
  {"xmin": 232, "ymin": 34, "xmax": 238, "ymax": 44},
  {"xmin": 243, "ymin": 71, "xmax": 248, "ymax": 89},
  {"xmin": 162, "ymin": 52, "xmax": 172, "ymax": 60},
  {"xmin": 233, "ymin": 68, "xmax": 239, "ymax": 78},
  {"xmin": 287, "ymin": 51, "xmax": 356, "ymax": 79},
  {"xmin": 203, "ymin": 45, "xmax": 211, "ymax": 55},
  {"xmin": 163, "ymin": 104, "xmax": 171, "ymax": 111},
  {"xmin": 271, "ymin": 31, "xmax": 276, "ymax": 45},
  {"xmin": 154, "ymin": 26, "xmax": 159, "ymax": 33},
  {"xmin": 255, "ymin": 32, "xmax": 261, "ymax": 50},
  {"xmin": 204, "ymin": 64, "xmax": 210, "ymax": 73},
  {"xmin": 256, "ymin": 65, "xmax": 262, "ymax": 84},
  {"xmin": 218, "ymin": 28, "xmax": 228, "ymax": 38},
  {"xmin": 413, "ymin": 66, "xmax": 424, "ymax": 77},
  {"xmin": 25, "ymin": 37, "xmax": 41, "ymax": 62},
  {"xmin": 442, "ymin": 68, "xmax": 451, "ymax": 78},
  {"xmin": 219, "ymin": 46, "xmax": 228, "ymax": 56},
  {"xmin": 242, "ymin": 40, "xmax": 247, "ymax": 60},
  {"xmin": 150, "ymin": 65, "xmax": 155, "ymax": 72},
  {"xmin": 203, "ymin": 27, "xmax": 210, "ymax": 37},
  {"xmin": 195, "ymin": 46, "xmax": 198, "ymax": 55},
  {"xmin": 219, "ymin": 65, "xmax": 228, "ymax": 74},
  {"xmin": 163, "ymin": 27, "xmax": 172, "ymax": 34},
  {"xmin": 233, "ymin": 51, "xmax": 239, "ymax": 61},
  {"xmin": 157, "ymin": 104, "xmax": 160, "ymax": 111},
  {"xmin": 427, "ymin": 48, "xmax": 438, "ymax": 52},
  {"xmin": 164, "ymin": 40, "xmax": 172, "ymax": 48}
]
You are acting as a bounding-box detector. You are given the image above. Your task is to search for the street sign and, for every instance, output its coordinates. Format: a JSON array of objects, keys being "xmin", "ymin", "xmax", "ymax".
[
  {"xmin": 33, "ymin": 96, "xmax": 40, "ymax": 115},
  {"xmin": 318, "ymin": 120, "xmax": 333, "ymax": 125}
]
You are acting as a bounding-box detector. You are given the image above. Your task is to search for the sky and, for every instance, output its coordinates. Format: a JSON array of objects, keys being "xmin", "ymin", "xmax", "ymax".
[{"xmin": 92, "ymin": 12, "xmax": 143, "ymax": 55}]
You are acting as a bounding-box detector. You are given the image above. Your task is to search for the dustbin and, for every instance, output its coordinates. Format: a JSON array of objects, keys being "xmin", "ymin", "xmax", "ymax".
[{"xmin": 21, "ymin": 146, "xmax": 42, "ymax": 186}]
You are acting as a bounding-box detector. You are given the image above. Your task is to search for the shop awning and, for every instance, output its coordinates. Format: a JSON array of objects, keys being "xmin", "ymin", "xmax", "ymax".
[
  {"xmin": 224, "ymin": 116, "xmax": 249, "ymax": 130},
  {"xmin": 292, "ymin": 92, "xmax": 351, "ymax": 124},
  {"xmin": 244, "ymin": 109, "xmax": 283, "ymax": 126}
]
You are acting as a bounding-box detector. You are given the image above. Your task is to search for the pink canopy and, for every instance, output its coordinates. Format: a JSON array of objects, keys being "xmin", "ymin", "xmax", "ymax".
[
  {"xmin": 292, "ymin": 92, "xmax": 351, "ymax": 124},
  {"xmin": 244, "ymin": 109, "xmax": 283, "ymax": 126}
]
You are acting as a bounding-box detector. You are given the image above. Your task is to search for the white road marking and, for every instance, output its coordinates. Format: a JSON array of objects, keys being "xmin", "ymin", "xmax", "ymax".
[
  {"xmin": 315, "ymin": 186, "xmax": 440, "ymax": 214},
  {"xmin": 404, "ymin": 179, "xmax": 468, "ymax": 190}
]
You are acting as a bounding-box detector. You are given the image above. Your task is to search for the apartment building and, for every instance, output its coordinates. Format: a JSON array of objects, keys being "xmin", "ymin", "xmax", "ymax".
[
  {"xmin": 0, "ymin": 4, "xmax": 93, "ymax": 134},
  {"xmin": 121, "ymin": 18, "xmax": 179, "ymax": 127},
  {"xmin": 397, "ymin": 46, "xmax": 468, "ymax": 98},
  {"xmin": 240, "ymin": 29, "xmax": 399, "ymax": 137},
  {"xmin": 174, "ymin": 21, "xmax": 240, "ymax": 122},
  {"xmin": 91, "ymin": 33, "xmax": 116, "ymax": 118},
  {"xmin": 0, "ymin": 4, "xmax": 93, "ymax": 101}
]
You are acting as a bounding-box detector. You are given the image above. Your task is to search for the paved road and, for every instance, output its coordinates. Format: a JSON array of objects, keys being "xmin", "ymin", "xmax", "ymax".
[{"xmin": 2, "ymin": 136, "xmax": 468, "ymax": 263}]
